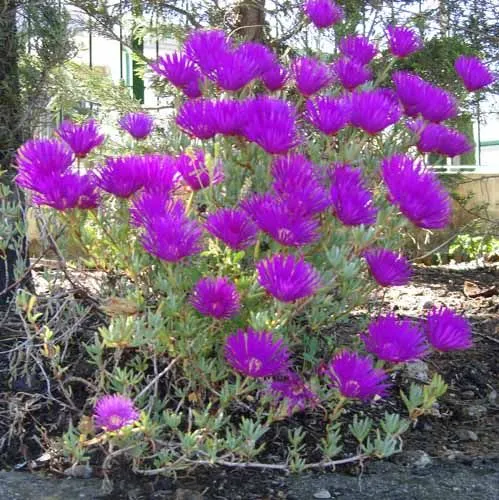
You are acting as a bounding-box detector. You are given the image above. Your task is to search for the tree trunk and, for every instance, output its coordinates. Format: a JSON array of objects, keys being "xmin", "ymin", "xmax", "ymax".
[{"xmin": 236, "ymin": 0, "xmax": 266, "ymax": 41}]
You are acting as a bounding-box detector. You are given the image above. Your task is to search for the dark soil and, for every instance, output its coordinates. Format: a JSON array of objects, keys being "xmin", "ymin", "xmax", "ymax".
[{"xmin": 1, "ymin": 263, "xmax": 498, "ymax": 499}]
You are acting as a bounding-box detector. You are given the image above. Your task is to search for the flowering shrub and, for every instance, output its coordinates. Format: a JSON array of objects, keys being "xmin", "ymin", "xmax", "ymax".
[{"xmin": 14, "ymin": 5, "xmax": 494, "ymax": 475}]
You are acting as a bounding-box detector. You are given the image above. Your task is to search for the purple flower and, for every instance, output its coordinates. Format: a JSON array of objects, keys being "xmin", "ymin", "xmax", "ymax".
[
  {"xmin": 242, "ymin": 193, "xmax": 320, "ymax": 247},
  {"xmin": 362, "ymin": 314, "xmax": 428, "ymax": 363},
  {"xmin": 349, "ymin": 89, "xmax": 402, "ymax": 134},
  {"xmin": 363, "ymin": 248, "xmax": 412, "ymax": 287},
  {"xmin": 190, "ymin": 277, "xmax": 240, "ymax": 320},
  {"xmin": 177, "ymin": 149, "xmax": 224, "ymax": 191},
  {"xmin": 141, "ymin": 154, "xmax": 181, "ymax": 194},
  {"xmin": 237, "ymin": 41, "xmax": 277, "ymax": 76},
  {"xmin": 305, "ymin": 95, "xmax": 350, "ymax": 136},
  {"xmin": 224, "ymin": 328, "xmax": 290, "ymax": 378},
  {"xmin": 325, "ymin": 351, "xmax": 390, "ymax": 400},
  {"xmin": 94, "ymin": 394, "xmax": 139, "ymax": 431},
  {"xmin": 130, "ymin": 194, "xmax": 182, "ymax": 227},
  {"xmin": 205, "ymin": 208, "xmax": 258, "ymax": 250},
  {"xmin": 455, "ymin": 55, "xmax": 495, "ymax": 92},
  {"xmin": 212, "ymin": 100, "xmax": 248, "ymax": 136},
  {"xmin": 381, "ymin": 154, "xmax": 452, "ymax": 229},
  {"xmin": 304, "ymin": 0, "xmax": 344, "ymax": 29},
  {"xmin": 339, "ymin": 35, "xmax": 377, "ymax": 65},
  {"xmin": 97, "ymin": 156, "xmax": 144, "ymax": 198},
  {"xmin": 269, "ymin": 371, "xmax": 319, "ymax": 414},
  {"xmin": 419, "ymin": 84, "xmax": 457, "ymax": 123},
  {"xmin": 176, "ymin": 99, "xmax": 218, "ymax": 140},
  {"xmin": 213, "ymin": 49, "xmax": 261, "ymax": 91},
  {"xmin": 32, "ymin": 173, "xmax": 100, "ymax": 211},
  {"xmin": 262, "ymin": 64, "xmax": 289, "ymax": 91},
  {"xmin": 292, "ymin": 57, "xmax": 332, "ymax": 96},
  {"xmin": 56, "ymin": 120, "xmax": 104, "ymax": 158},
  {"xmin": 15, "ymin": 139, "xmax": 74, "ymax": 191},
  {"xmin": 243, "ymin": 96, "xmax": 300, "ymax": 155},
  {"xmin": 151, "ymin": 52, "xmax": 203, "ymax": 98},
  {"xmin": 333, "ymin": 57, "xmax": 373, "ymax": 91},
  {"xmin": 256, "ymin": 253, "xmax": 321, "ymax": 302},
  {"xmin": 271, "ymin": 154, "xmax": 330, "ymax": 216},
  {"xmin": 184, "ymin": 29, "xmax": 232, "ymax": 76},
  {"xmin": 119, "ymin": 112, "xmax": 154, "ymax": 139},
  {"xmin": 140, "ymin": 206, "xmax": 203, "ymax": 262},
  {"xmin": 386, "ymin": 25, "xmax": 423, "ymax": 58},
  {"xmin": 330, "ymin": 165, "xmax": 377, "ymax": 226},
  {"xmin": 426, "ymin": 307, "xmax": 472, "ymax": 352}
]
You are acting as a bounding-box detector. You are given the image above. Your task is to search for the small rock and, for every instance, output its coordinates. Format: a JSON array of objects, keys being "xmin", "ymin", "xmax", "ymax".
[
  {"xmin": 464, "ymin": 404, "xmax": 487, "ymax": 419},
  {"xmin": 462, "ymin": 390, "xmax": 475, "ymax": 399},
  {"xmin": 63, "ymin": 464, "xmax": 93, "ymax": 479},
  {"xmin": 313, "ymin": 489, "xmax": 332, "ymax": 499},
  {"xmin": 488, "ymin": 389, "xmax": 497, "ymax": 404},
  {"xmin": 422, "ymin": 300, "xmax": 433, "ymax": 310},
  {"xmin": 406, "ymin": 360, "xmax": 430, "ymax": 382},
  {"xmin": 174, "ymin": 489, "xmax": 204, "ymax": 500},
  {"xmin": 412, "ymin": 450, "xmax": 432, "ymax": 468},
  {"xmin": 456, "ymin": 429, "xmax": 479, "ymax": 441}
]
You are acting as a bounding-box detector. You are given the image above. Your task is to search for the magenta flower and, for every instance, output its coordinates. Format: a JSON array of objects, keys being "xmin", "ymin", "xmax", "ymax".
[
  {"xmin": 363, "ymin": 248, "xmax": 412, "ymax": 287},
  {"xmin": 362, "ymin": 314, "xmax": 428, "ymax": 363},
  {"xmin": 420, "ymin": 84, "xmax": 457, "ymax": 123},
  {"xmin": 242, "ymin": 193, "xmax": 320, "ymax": 247},
  {"xmin": 224, "ymin": 328, "xmax": 290, "ymax": 378},
  {"xmin": 238, "ymin": 41, "xmax": 277, "ymax": 76},
  {"xmin": 32, "ymin": 173, "xmax": 100, "ymax": 211},
  {"xmin": 325, "ymin": 351, "xmax": 390, "ymax": 401},
  {"xmin": 256, "ymin": 254, "xmax": 321, "ymax": 303},
  {"xmin": 140, "ymin": 207, "xmax": 203, "ymax": 262},
  {"xmin": 190, "ymin": 277, "xmax": 240, "ymax": 320},
  {"xmin": 213, "ymin": 49, "xmax": 261, "ymax": 91},
  {"xmin": 141, "ymin": 154, "xmax": 180, "ymax": 194},
  {"xmin": 386, "ymin": 25, "xmax": 423, "ymax": 58},
  {"xmin": 333, "ymin": 57, "xmax": 373, "ymax": 90},
  {"xmin": 455, "ymin": 55, "xmax": 495, "ymax": 92},
  {"xmin": 292, "ymin": 57, "xmax": 332, "ymax": 96},
  {"xmin": 176, "ymin": 99, "xmax": 218, "ymax": 140},
  {"xmin": 339, "ymin": 35, "xmax": 377, "ymax": 65},
  {"xmin": 56, "ymin": 119, "xmax": 104, "ymax": 158},
  {"xmin": 151, "ymin": 52, "xmax": 203, "ymax": 98},
  {"xmin": 305, "ymin": 95, "xmax": 350, "ymax": 136},
  {"xmin": 271, "ymin": 154, "xmax": 330, "ymax": 216},
  {"xmin": 269, "ymin": 371, "xmax": 319, "ymax": 414},
  {"xmin": 381, "ymin": 154, "xmax": 451, "ymax": 229},
  {"xmin": 184, "ymin": 29, "xmax": 232, "ymax": 76},
  {"xmin": 94, "ymin": 395, "xmax": 139, "ymax": 431},
  {"xmin": 97, "ymin": 156, "xmax": 144, "ymax": 198},
  {"xmin": 212, "ymin": 100, "xmax": 248, "ymax": 136},
  {"xmin": 243, "ymin": 96, "xmax": 300, "ymax": 155},
  {"xmin": 330, "ymin": 165, "xmax": 377, "ymax": 226},
  {"xmin": 262, "ymin": 64, "xmax": 289, "ymax": 91},
  {"xmin": 349, "ymin": 89, "xmax": 402, "ymax": 134},
  {"xmin": 426, "ymin": 307, "xmax": 472, "ymax": 352},
  {"xmin": 304, "ymin": 0, "xmax": 344, "ymax": 29},
  {"xmin": 205, "ymin": 208, "xmax": 258, "ymax": 250},
  {"xmin": 177, "ymin": 149, "xmax": 224, "ymax": 191},
  {"xmin": 119, "ymin": 112, "xmax": 154, "ymax": 140},
  {"xmin": 15, "ymin": 138, "xmax": 74, "ymax": 191},
  {"xmin": 130, "ymin": 194, "xmax": 183, "ymax": 227}
]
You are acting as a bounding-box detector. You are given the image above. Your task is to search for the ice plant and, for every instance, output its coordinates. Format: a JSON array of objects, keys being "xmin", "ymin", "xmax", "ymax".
[
  {"xmin": 325, "ymin": 351, "xmax": 390, "ymax": 400},
  {"xmin": 256, "ymin": 254, "xmax": 321, "ymax": 302},
  {"xmin": 269, "ymin": 371, "xmax": 319, "ymax": 414},
  {"xmin": 176, "ymin": 99, "xmax": 218, "ymax": 140},
  {"xmin": 339, "ymin": 34, "xmax": 377, "ymax": 65},
  {"xmin": 184, "ymin": 29, "xmax": 232, "ymax": 76},
  {"xmin": 333, "ymin": 57, "xmax": 373, "ymax": 91},
  {"xmin": 305, "ymin": 96, "xmax": 351, "ymax": 136},
  {"xmin": 141, "ymin": 154, "xmax": 180, "ymax": 194},
  {"xmin": 304, "ymin": 0, "xmax": 344, "ymax": 29},
  {"xmin": 177, "ymin": 149, "xmax": 224, "ymax": 191},
  {"xmin": 381, "ymin": 154, "xmax": 452, "ymax": 229},
  {"xmin": 455, "ymin": 55, "xmax": 495, "ymax": 92},
  {"xmin": 242, "ymin": 193, "xmax": 320, "ymax": 247},
  {"xmin": 426, "ymin": 307, "xmax": 472, "ymax": 352},
  {"xmin": 262, "ymin": 64, "xmax": 289, "ymax": 91},
  {"xmin": 292, "ymin": 57, "xmax": 332, "ymax": 96},
  {"xmin": 224, "ymin": 328, "xmax": 290, "ymax": 378},
  {"xmin": 349, "ymin": 89, "xmax": 402, "ymax": 134},
  {"xmin": 330, "ymin": 165, "xmax": 378, "ymax": 226},
  {"xmin": 56, "ymin": 119, "xmax": 104, "ymax": 158},
  {"xmin": 94, "ymin": 395, "xmax": 139, "ymax": 431},
  {"xmin": 243, "ymin": 96, "xmax": 300, "ymax": 154},
  {"xmin": 130, "ymin": 194, "xmax": 183, "ymax": 228},
  {"xmin": 151, "ymin": 52, "xmax": 203, "ymax": 98},
  {"xmin": 190, "ymin": 277, "xmax": 240, "ymax": 320},
  {"xmin": 386, "ymin": 25, "xmax": 423, "ymax": 58},
  {"xmin": 119, "ymin": 112, "xmax": 154, "ymax": 140},
  {"xmin": 363, "ymin": 248, "xmax": 412, "ymax": 287},
  {"xmin": 210, "ymin": 100, "xmax": 248, "ymax": 136},
  {"xmin": 362, "ymin": 314, "xmax": 428, "ymax": 363},
  {"xmin": 97, "ymin": 156, "xmax": 144, "ymax": 198},
  {"xmin": 212, "ymin": 49, "xmax": 261, "ymax": 91},
  {"xmin": 205, "ymin": 208, "xmax": 259, "ymax": 250}
]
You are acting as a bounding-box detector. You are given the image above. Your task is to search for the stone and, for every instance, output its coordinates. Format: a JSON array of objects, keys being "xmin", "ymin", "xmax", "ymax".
[
  {"xmin": 456, "ymin": 429, "xmax": 479, "ymax": 441},
  {"xmin": 410, "ymin": 450, "xmax": 433, "ymax": 468},
  {"xmin": 63, "ymin": 464, "xmax": 93, "ymax": 479},
  {"xmin": 313, "ymin": 489, "xmax": 332, "ymax": 499},
  {"xmin": 488, "ymin": 389, "xmax": 497, "ymax": 404},
  {"xmin": 406, "ymin": 360, "xmax": 430, "ymax": 382},
  {"xmin": 464, "ymin": 404, "xmax": 487, "ymax": 419},
  {"xmin": 461, "ymin": 390, "xmax": 475, "ymax": 400},
  {"xmin": 422, "ymin": 300, "xmax": 433, "ymax": 310}
]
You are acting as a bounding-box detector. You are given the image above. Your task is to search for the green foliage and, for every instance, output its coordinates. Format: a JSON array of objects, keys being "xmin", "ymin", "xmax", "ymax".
[{"xmin": 449, "ymin": 234, "xmax": 499, "ymax": 261}]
